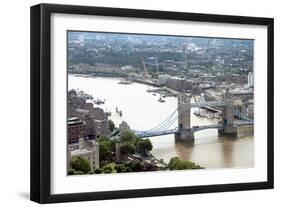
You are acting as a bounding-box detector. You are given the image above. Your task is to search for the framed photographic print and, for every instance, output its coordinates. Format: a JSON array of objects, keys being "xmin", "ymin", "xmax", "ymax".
[{"xmin": 30, "ymin": 3, "xmax": 274, "ymax": 203}]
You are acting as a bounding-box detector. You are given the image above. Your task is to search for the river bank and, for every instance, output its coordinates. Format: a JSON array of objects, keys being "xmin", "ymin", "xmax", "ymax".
[{"xmin": 68, "ymin": 74, "xmax": 254, "ymax": 169}]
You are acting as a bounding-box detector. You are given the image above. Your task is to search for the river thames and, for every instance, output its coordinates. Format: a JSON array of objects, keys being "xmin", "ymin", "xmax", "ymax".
[{"xmin": 68, "ymin": 75, "xmax": 254, "ymax": 169}]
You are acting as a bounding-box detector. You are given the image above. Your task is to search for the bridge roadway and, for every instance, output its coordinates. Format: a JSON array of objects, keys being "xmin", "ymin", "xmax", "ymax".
[
  {"xmin": 134, "ymin": 121, "xmax": 253, "ymax": 138},
  {"xmin": 134, "ymin": 124, "xmax": 223, "ymax": 138},
  {"xmin": 109, "ymin": 98, "xmax": 253, "ymax": 139},
  {"xmin": 191, "ymin": 101, "xmax": 226, "ymax": 108}
]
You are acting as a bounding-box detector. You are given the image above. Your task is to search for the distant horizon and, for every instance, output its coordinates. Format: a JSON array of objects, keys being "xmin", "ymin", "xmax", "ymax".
[{"xmin": 68, "ymin": 30, "xmax": 255, "ymax": 42}]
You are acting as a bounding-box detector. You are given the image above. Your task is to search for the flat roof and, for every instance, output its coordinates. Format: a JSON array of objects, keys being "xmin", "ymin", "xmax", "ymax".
[{"xmin": 71, "ymin": 149, "xmax": 92, "ymax": 156}]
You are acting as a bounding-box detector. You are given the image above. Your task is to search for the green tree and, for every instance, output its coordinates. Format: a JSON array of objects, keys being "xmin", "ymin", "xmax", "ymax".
[
  {"xmin": 109, "ymin": 139, "xmax": 116, "ymax": 153},
  {"xmin": 115, "ymin": 161, "xmax": 144, "ymax": 173},
  {"xmin": 136, "ymin": 139, "xmax": 153, "ymax": 155},
  {"xmin": 124, "ymin": 167, "xmax": 132, "ymax": 172},
  {"xmin": 99, "ymin": 141, "xmax": 112, "ymax": 162},
  {"xmin": 97, "ymin": 136, "xmax": 116, "ymax": 151},
  {"xmin": 108, "ymin": 119, "xmax": 115, "ymax": 132},
  {"xmin": 168, "ymin": 157, "xmax": 203, "ymax": 170},
  {"xmin": 126, "ymin": 160, "xmax": 143, "ymax": 172},
  {"xmin": 102, "ymin": 166, "xmax": 113, "ymax": 173},
  {"xmin": 120, "ymin": 142, "xmax": 136, "ymax": 155},
  {"xmin": 97, "ymin": 136, "xmax": 110, "ymax": 142},
  {"xmin": 114, "ymin": 164, "xmax": 125, "ymax": 173},
  {"xmin": 119, "ymin": 130, "xmax": 136, "ymax": 143},
  {"xmin": 74, "ymin": 171, "xmax": 85, "ymax": 175},
  {"xmin": 70, "ymin": 156, "xmax": 92, "ymax": 174},
  {"xmin": 94, "ymin": 168, "xmax": 102, "ymax": 174},
  {"xmin": 68, "ymin": 168, "xmax": 76, "ymax": 175}
]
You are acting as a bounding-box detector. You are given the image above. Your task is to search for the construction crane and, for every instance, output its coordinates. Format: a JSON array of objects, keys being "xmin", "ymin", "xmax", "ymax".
[{"xmin": 140, "ymin": 57, "xmax": 147, "ymax": 73}]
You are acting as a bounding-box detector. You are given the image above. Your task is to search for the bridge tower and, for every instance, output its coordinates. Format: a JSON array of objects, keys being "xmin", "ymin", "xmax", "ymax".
[
  {"xmin": 219, "ymin": 89, "xmax": 238, "ymax": 137},
  {"xmin": 175, "ymin": 93, "xmax": 194, "ymax": 142}
]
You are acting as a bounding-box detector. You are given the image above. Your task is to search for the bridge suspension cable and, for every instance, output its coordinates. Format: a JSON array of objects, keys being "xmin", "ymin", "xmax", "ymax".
[
  {"xmin": 147, "ymin": 109, "xmax": 183, "ymax": 133},
  {"xmin": 142, "ymin": 108, "xmax": 178, "ymax": 132},
  {"xmin": 233, "ymin": 107, "xmax": 253, "ymax": 122},
  {"xmin": 137, "ymin": 108, "xmax": 183, "ymax": 135},
  {"xmin": 110, "ymin": 108, "xmax": 181, "ymax": 138},
  {"xmin": 109, "ymin": 128, "xmax": 120, "ymax": 137}
]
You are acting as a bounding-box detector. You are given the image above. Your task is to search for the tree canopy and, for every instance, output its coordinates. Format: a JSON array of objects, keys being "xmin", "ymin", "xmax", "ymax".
[
  {"xmin": 99, "ymin": 141, "xmax": 112, "ymax": 162},
  {"xmin": 120, "ymin": 142, "xmax": 136, "ymax": 155},
  {"xmin": 119, "ymin": 130, "xmax": 136, "ymax": 143},
  {"xmin": 70, "ymin": 156, "xmax": 92, "ymax": 174},
  {"xmin": 136, "ymin": 139, "xmax": 153, "ymax": 155},
  {"xmin": 168, "ymin": 157, "xmax": 203, "ymax": 170},
  {"xmin": 97, "ymin": 136, "xmax": 116, "ymax": 163}
]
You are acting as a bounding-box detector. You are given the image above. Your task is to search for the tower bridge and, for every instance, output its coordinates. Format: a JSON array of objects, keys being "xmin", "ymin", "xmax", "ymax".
[{"xmin": 110, "ymin": 89, "xmax": 253, "ymax": 142}]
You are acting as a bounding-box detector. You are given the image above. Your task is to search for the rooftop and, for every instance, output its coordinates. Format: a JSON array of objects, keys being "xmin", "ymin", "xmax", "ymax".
[{"xmin": 71, "ymin": 148, "xmax": 92, "ymax": 156}]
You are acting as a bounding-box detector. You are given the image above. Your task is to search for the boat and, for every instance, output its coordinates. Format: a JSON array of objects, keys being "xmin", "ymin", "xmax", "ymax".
[
  {"xmin": 193, "ymin": 109, "xmax": 207, "ymax": 117},
  {"xmin": 147, "ymin": 88, "xmax": 156, "ymax": 93},
  {"xmin": 118, "ymin": 80, "xmax": 132, "ymax": 85},
  {"xmin": 193, "ymin": 110, "xmax": 200, "ymax": 116},
  {"xmin": 158, "ymin": 97, "xmax": 165, "ymax": 103},
  {"xmin": 94, "ymin": 99, "xmax": 105, "ymax": 105},
  {"xmin": 214, "ymin": 113, "xmax": 221, "ymax": 119}
]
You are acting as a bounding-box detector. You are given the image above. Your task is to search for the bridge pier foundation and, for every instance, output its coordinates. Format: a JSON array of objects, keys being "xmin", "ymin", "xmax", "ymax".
[
  {"xmin": 218, "ymin": 125, "xmax": 237, "ymax": 137},
  {"xmin": 175, "ymin": 130, "xmax": 194, "ymax": 142}
]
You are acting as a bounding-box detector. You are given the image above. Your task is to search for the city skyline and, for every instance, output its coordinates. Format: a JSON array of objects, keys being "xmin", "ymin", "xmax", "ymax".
[{"xmin": 67, "ymin": 31, "xmax": 254, "ymax": 176}]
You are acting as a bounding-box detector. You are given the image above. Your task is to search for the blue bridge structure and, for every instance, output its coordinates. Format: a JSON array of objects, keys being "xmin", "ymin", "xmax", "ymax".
[{"xmin": 110, "ymin": 89, "xmax": 253, "ymax": 141}]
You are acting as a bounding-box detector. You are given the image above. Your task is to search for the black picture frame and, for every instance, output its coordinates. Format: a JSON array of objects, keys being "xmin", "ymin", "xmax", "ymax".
[{"xmin": 30, "ymin": 3, "xmax": 274, "ymax": 204}]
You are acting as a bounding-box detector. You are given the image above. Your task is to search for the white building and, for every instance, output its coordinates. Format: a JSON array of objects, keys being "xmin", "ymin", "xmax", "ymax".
[
  {"xmin": 121, "ymin": 65, "xmax": 133, "ymax": 70},
  {"xmin": 158, "ymin": 74, "xmax": 171, "ymax": 85},
  {"xmin": 248, "ymin": 72, "xmax": 254, "ymax": 87},
  {"xmin": 70, "ymin": 148, "xmax": 94, "ymax": 172},
  {"xmin": 68, "ymin": 138, "xmax": 100, "ymax": 173}
]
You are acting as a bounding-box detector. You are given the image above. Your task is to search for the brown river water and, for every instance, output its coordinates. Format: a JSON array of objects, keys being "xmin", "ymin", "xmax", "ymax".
[{"xmin": 69, "ymin": 75, "xmax": 254, "ymax": 169}]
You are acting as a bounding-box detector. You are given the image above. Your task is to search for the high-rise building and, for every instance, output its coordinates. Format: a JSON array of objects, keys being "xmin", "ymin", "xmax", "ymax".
[
  {"xmin": 67, "ymin": 117, "xmax": 87, "ymax": 144},
  {"xmin": 248, "ymin": 72, "xmax": 254, "ymax": 87}
]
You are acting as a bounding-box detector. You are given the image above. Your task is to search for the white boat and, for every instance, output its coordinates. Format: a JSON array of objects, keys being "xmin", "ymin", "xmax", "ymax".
[
  {"xmin": 193, "ymin": 110, "xmax": 200, "ymax": 116},
  {"xmin": 118, "ymin": 80, "xmax": 132, "ymax": 85},
  {"xmin": 94, "ymin": 99, "xmax": 105, "ymax": 105}
]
